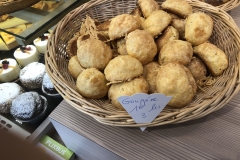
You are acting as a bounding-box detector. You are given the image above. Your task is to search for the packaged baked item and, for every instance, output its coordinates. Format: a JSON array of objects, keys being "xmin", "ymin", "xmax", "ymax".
[
  {"xmin": 104, "ymin": 55, "xmax": 143, "ymax": 84},
  {"xmin": 156, "ymin": 62, "xmax": 197, "ymax": 108},
  {"xmin": 0, "ymin": 58, "xmax": 21, "ymax": 82},
  {"xmin": 77, "ymin": 37, "xmax": 112, "ymax": 70},
  {"xmin": 143, "ymin": 62, "xmax": 160, "ymax": 93},
  {"xmin": 185, "ymin": 12, "xmax": 213, "ymax": 46},
  {"xmin": 108, "ymin": 14, "xmax": 141, "ymax": 40},
  {"xmin": 14, "ymin": 45, "xmax": 40, "ymax": 67},
  {"xmin": 42, "ymin": 73, "xmax": 60, "ymax": 97},
  {"xmin": 161, "ymin": 0, "xmax": 193, "ymax": 18},
  {"xmin": 142, "ymin": 10, "xmax": 172, "ymax": 37},
  {"xmin": 155, "ymin": 26, "xmax": 179, "ymax": 52},
  {"xmin": 0, "ymin": 83, "xmax": 24, "ymax": 114},
  {"xmin": 19, "ymin": 62, "xmax": 46, "ymax": 89},
  {"xmin": 68, "ymin": 55, "xmax": 85, "ymax": 79},
  {"xmin": 193, "ymin": 42, "xmax": 228, "ymax": 76},
  {"xmin": 76, "ymin": 68, "xmax": 109, "ymax": 99},
  {"xmin": 126, "ymin": 29, "xmax": 157, "ymax": 65},
  {"xmin": 108, "ymin": 77, "xmax": 149, "ymax": 110},
  {"xmin": 187, "ymin": 56, "xmax": 207, "ymax": 80},
  {"xmin": 10, "ymin": 92, "xmax": 48, "ymax": 123},
  {"xmin": 158, "ymin": 40, "xmax": 193, "ymax": 65},
  {"xmin": 33, "ymin": 33, "xmax": 50, "ymax": 54},
  {"xmin": 138, "ymin": 0, "xmax": 159, "ymax": 18}
]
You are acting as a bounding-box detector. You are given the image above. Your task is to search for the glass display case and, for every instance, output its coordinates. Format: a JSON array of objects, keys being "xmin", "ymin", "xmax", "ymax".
[
  {"xmin": 0, "ymin": 0, "xmax": 88, "ymax": 140},
  {"xmin": 0, "ymin": 0, "xmax": 88, "ymax": 46}
]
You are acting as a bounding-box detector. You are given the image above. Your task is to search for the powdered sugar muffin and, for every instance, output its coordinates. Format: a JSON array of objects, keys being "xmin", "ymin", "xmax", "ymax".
[
  {"xmin": 0, "ymin": 83, "xmax": 24, "ymax": 113},
  {"xmin": 42, "ymin": 73, "xmax": 60, "ymax": 97},
  {"xmin": 10, "ymin": 91, "xmax": 47, "ymax": 123},
  {"xmin": 19, "ymin": 62, "xmax": 46, "ymax": 89}
]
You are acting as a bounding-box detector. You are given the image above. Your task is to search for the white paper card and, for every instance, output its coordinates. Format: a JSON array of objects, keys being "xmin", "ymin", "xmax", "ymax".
[{"xmin": 117, "ymin": 93, "xmax": 172, "ymax": 131}]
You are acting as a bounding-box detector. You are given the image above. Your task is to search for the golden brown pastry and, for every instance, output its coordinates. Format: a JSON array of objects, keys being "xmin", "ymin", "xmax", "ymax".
[
  {"xmin": 143, "ymin": 62, "xmax": 160, "ymax": 93},
  {"xmin": 76, "ymin": 68, "xmax": 109, "ymax": 99},
  {"xmin": 161, "ymin": 0, "xmax": 192, "ymax": 18},
  {"xmin": 130, "ymin": 6, "xmax": 143, "ymax": 17},
  {"xmin": 138, "ymin": 0, "xmax": 159, "ymax": 18},
  {"xmin": 185, "ymin": 12, "xmax": 213, "ymax": 46},
  {"xmin": 117, "ymin": 38, "xmax": 128, "ymax": 55},
  {"xmin": 66, "ymin": 35, "xmax": 78, "ymax": 57},
  {"xmin": 142, "ymin": 10, "xmax": 172, "ymax": 37},
  {"xmin": 96, "ymin": 20, "xmax": 110, "ymax": 39},
  {"xmin": 108, "ymin": 77, "xmax": 149, "ymax": 110},
  {"xmin": 126, "ymin": 29, "xmax": 157, "ymax": 65},
  {"xmin": 68, "ymin": 55, "xmax": 85, "ymax": 79},
  {"xmin": 158, "ymin": 40, "xmax": 193, "ymax": 65},
  {"xmin": 187, "ymin": 56, "xmax": 207, "ymax": 80},
  {"xmin": 108, "ymin": 14, "xmax": 141, "ymax": 40},
  {"xmin": 77, "ymin": 37, "xmax": 112, "ymax": 70},
  {"xmin": 193, "ymin": 42, "xmax": 228, "ymax": 76},
  {"xmin": 104, "ymin": 55, "xmax": 143, "ymax": 84},
  {"xmin": 156, "ymin": 62, "xmax": 197, "ymax": 108},
  {"xmin": 171, "ymin": 18, "xmax": 186, "ymax": 40},
  {"xmin": 155, "ymin": 26, "xmax": 179, "ymax": 52},
  {"xmin": 168, "ymin": 13, "xmax": 180, "ymax": 19}
]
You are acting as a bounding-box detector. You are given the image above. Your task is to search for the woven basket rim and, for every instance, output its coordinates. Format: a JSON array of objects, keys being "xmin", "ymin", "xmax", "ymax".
[
  {"xmin": 46, "ymin": 0, "xmax": 240, "ymax": 127},
  {"xmin": 217, "ymin": 0, "xmax": 240, "ymax": 11}
]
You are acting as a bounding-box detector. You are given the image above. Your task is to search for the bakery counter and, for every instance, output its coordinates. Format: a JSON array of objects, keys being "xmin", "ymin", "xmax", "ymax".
[
  {"xmin": 0, "ymin": 46, "xmax": 63, "ymax": 139},
  {"xmin": 0, "ymin": 80, "xmax": 63, "ymax": 139},
  {"xmin": 49, "ymin": 91, "xmax": 240, "ymax": 160},
  {"xmin": 46, "ymin": 6, "xmax": 240, "ymax": 160}
]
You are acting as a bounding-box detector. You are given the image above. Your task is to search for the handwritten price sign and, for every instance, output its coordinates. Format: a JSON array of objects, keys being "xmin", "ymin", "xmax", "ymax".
[{"xmin": 117, "ymin": 93, "xmax": 172, "ymax": 131}]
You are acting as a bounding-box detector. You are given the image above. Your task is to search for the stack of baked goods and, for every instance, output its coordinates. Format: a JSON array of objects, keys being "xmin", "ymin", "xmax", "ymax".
[
  {"xmin": 0, "ymin": 14, "xmax": 32, "ymax": 51},
  {"xmin": 66, "ymin": 0, "xmax": 228, "ymax": 110},
  {"xmin": 0, "ymin": 0, "xmax": 64, "ymax": 51},
  {"xmin": 0, "ymin": 61, "xmax": 56, "ymax": 123}
]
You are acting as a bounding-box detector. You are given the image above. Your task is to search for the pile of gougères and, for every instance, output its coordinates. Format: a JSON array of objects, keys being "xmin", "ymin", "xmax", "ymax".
[{"xmin": 67, "ymin": 0, "xmax": 228, "ymax": 110}]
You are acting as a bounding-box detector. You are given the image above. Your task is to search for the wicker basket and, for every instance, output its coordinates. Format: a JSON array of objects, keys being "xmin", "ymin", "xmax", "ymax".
[
  {"xmin": 46, "ymin": 0, "xmax": 240, "ymax": 127},
  {"xmin": 213, "ymin": 0, "xmax": 240, "ymax": 11}
]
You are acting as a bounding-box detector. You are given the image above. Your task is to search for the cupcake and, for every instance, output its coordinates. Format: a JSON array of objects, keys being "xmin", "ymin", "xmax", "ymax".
[
  {"xmin": 19, "ymin": 62, "xmax": 46, "ymax": 89},
  {"xmin": 33, "ymin": 33, "xmax": 50, "ymax": 54},
  {"xmin": 14, "ymin": 45, "xmax": 40, "ymax": 67},
  {"xmin": 42, "ymin": 73, "xmax": 60, "ymax": 97},
  {"xmin": 0, "ymin": 58, "xmax": 21, "ymax": 82},
  {"xmin": 0, "ymin": 83, "xmax": 24, "ymax": 114},
  {"xmin": 10, "ymin": 92, "xmax": 48, "ymax": 123}
]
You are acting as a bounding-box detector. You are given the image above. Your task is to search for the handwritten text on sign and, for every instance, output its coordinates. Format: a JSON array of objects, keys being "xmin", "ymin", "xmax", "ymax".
[{"xmin": 117, "ymin": 93, "xmax": 172, "ymax": 131}]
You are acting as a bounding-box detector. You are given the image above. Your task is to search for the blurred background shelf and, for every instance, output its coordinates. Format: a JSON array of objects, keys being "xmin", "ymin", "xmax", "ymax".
[{"xmin": 0, "ymin": 0, "xmax": 89, "ymax": 46}]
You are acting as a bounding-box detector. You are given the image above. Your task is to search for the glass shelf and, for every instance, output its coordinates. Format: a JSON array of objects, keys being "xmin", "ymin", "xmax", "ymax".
[{"xmin": 0, "ymin": 0, "xmax": 89, "ymax": 46}]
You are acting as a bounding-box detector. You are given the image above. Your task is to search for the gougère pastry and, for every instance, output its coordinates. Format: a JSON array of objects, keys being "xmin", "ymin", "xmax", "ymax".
[
  {"xmin": 161, "ymin": 0, "xmax": 193, "ymax": 18},
  {"xmin": 142, "ymin": 10, "xmax": 172, "ymax": 37},
  {"xmin": 156, "ymin": 62, "xmax": 197, "ymax": 108},
  {"xmin": 0, "ymin": 58, "xmax": 20, "ymax": 82},
  {"xmin": 138, "ymin": 0, "xmax": 159, "ymax": 18}
]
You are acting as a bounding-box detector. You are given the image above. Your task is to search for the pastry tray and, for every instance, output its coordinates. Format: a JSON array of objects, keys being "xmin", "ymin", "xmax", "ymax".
[{"xmin": 0, "ymin": 47, "xmax": 63, "ymax": 138}]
